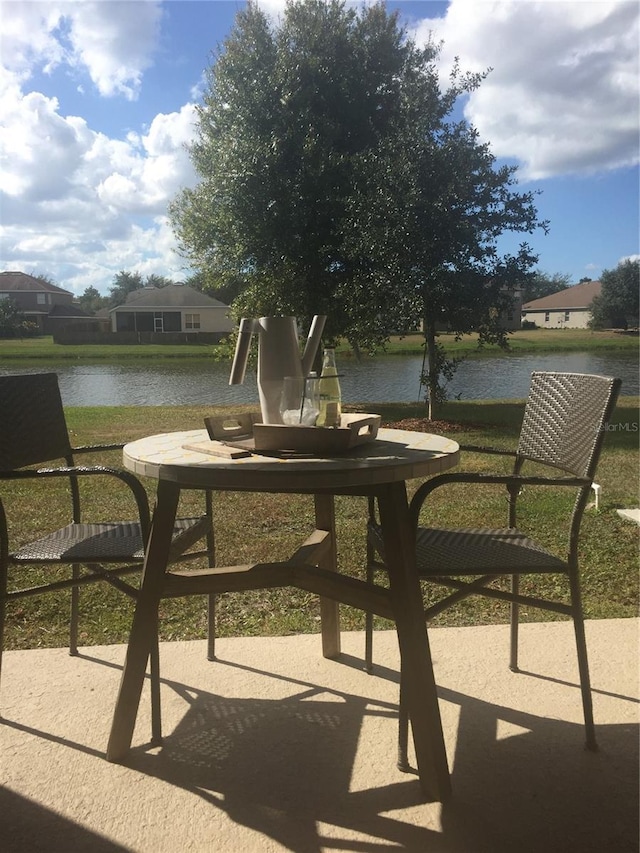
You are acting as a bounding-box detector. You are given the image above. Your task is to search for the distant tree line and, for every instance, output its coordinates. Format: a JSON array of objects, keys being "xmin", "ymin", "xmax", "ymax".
[
  {"xmin": 75, "ymin": 270, "xmax": 213, "ymax": 314},
  {"xmin": 77, "ymin": 271, "xmax": 177, "ymax": 312}
]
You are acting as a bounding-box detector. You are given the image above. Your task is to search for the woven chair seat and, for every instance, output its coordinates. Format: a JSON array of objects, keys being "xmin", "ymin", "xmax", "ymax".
[
  {"xmin": 414, "ymin": 526, "xmax": 567, "ymax": 575},
  {"xmin": 12, "ymin": 517, "xmax": 206, "ymax": 563},
  {"xmin": 369, "ymin": 522, "xmax": 566, "ymax": 576}
]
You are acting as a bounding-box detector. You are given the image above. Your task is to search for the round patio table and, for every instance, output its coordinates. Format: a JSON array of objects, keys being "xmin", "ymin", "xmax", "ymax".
[{"xmin": 107, "ymin": 426, "xmax": 459, "ymax": 802}]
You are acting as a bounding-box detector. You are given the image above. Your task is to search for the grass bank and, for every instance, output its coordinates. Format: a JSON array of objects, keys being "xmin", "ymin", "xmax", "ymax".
[
  {"xmin": 3, "ymin": 398, "xmax": 638, "ymax": 652},
  {"xmin": 378, "ymin": 329, "xmax": 639, "ymax": 356},
  {"xmin": 0, "ymin": 329, "xmax": 637, "ymax": 361}
]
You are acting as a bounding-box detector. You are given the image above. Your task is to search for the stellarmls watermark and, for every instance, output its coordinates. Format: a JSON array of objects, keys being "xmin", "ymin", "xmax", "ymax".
[{"xmin": 600, "ymin": 422, "xmax": 639, "ymax": 432}]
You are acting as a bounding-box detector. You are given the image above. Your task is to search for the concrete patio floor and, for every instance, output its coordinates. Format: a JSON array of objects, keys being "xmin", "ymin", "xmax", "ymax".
[{"xmin": 1, "ymin": 619, "xmax": 638, "ymax": 853}]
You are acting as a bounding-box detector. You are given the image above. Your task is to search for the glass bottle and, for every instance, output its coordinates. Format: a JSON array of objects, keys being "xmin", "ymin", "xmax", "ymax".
[{"xmin": 316, "ymin": 348, "xmax": 342, "ymax": 427}]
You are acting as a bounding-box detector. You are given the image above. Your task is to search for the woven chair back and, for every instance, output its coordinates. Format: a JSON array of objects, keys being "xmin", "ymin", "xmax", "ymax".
[
  {"xmin": 517, "ymin": 372, "xmax": 621, "ymax": 479},
  {"xmin": 0, "ymin": 373, "xmax": 72, "ymax": 471}
]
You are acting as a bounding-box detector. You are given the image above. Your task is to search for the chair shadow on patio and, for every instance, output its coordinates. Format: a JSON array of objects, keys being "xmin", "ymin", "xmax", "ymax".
[{"xmin": 117, "ymin": 656, "xmax": 639, "ymax": 853}]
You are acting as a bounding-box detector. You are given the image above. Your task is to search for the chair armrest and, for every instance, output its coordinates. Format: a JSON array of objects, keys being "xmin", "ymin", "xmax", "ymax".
[
  {"xmin": 72, "ymin": 443, "xmax": 125, "ymax": 454},
  {"xmin": 0, "ymin": 465, "xmax": 151, "ymax": 536},
  {"xmin": 409, "ymin": 471, "xmax": 589, "ymax": 525},
  {"xmin": 458, "ymin": 444, "xmax": 517, "ymax": 457}
]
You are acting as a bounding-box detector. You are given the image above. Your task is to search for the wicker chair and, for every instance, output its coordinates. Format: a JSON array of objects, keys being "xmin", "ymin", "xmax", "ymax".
[
  {"xmin": 365, "ymin": 371, "xmax": 621, "ymax": 765},
  {"xmin": 0, "ymin": 372, "xmax": 215, "ymax": 734}
]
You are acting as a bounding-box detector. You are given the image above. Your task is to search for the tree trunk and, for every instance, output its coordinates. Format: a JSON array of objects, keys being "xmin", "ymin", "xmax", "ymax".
[{"xmin": 424, "ymin": 314, "xmax": 439, "ymax": 421}]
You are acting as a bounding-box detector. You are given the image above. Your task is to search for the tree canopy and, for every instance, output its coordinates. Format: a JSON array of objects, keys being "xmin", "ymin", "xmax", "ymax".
[
  {"xmin": 107, "ymin": 271, "xmax": 176, "ymax": 308},
  {"xmin": 77, "ymin": 286, "xmax": 109, "ymax": 314},
  {"xmin": 589, "ymin": 259, "xmax": 639, "ymax": 330},
  {"xmin": 170, "ymin": 0, "xmax": 547, "ymax": 411},
  {"xmin": 0, "ymin": 298, "xmax": 36, "ymax": 338},
  {"xmin": 522, "ymin": 271, "xmax": 571, "ymax": 304}
]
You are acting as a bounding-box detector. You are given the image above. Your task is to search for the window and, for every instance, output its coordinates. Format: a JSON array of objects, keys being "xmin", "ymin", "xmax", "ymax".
[
  {"xmin": 564, "ymin": 311, "xmax": 570, "ymax": 322},
  {"xmin": 135, "ymin": 312, "xmax": 154, "ymax": 332},
  {"xmin": 185, "ymin": 313, "xmax": 201, "ymax": 330},
  {"xmin": 116, "ymin": 312, "xmax": 135, "ymax": 332},
  {"xmin": 163, "ymin": 312, "xmax": 181, "ymax": 332},
  {"xmin": 37, "ymin": 293, "xmax": 47, "ymax": 305},
  {"xmin": 544, "ymin": 311, "xmax": 550, "ymax": 323},
  {"xmin": 154, "ymin": 312, "xmax": 164, "ymax": 333}
]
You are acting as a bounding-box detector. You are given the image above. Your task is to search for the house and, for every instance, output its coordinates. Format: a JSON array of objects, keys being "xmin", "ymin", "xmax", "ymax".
[
  {"xmin": 109, "ymin": 284, "xmax": 234, "ymax": 338},
  {"xmin": 521, "ymin": 280, "xmax": 602, "ymax": 329},
  {"xmin": 0, "ymin": 270, "xmax": 95, "ymax": 334},
  {"xmin": 430, "ymin": 286, "xmax": 524, "ymax": 333}
]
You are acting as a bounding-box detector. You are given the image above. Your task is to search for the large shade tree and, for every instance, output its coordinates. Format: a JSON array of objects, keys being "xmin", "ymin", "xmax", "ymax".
[
  {"xmin": 170, "ymin": 0, "xmax": 547, "ymax": 415},
  {"xmin": 589, "ymin": 259, "xmax": 639, "ymax": 330}
]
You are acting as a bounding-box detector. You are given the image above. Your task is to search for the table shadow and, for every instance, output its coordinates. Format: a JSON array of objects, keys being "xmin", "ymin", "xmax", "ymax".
[
  {"xmin": 4, "ymin": 650, "xmax": 637, "ymax": 852},
  {"xmin": 121, "ymin": 656, "xmax": 639, "ymax": 853}
]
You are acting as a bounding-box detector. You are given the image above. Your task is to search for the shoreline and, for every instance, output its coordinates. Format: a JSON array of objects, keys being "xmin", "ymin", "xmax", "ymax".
[{"xmin": 0, "ymin": 330, "xmax": 638, "ymax": 361}]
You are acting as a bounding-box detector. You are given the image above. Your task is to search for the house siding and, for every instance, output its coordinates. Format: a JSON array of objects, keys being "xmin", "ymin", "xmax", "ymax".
[
  {"xmin": 110, "ymin": 286, "xmax": 235, "ymax": 336},
  {"xmin": 521, "ymin": 308, "xmax": 591, "ymax": 329},
  {"xmin": 521, "ymin": 281, "xmax": 601, "ymax": 329},
  {"xmin": 0, "ymin": 271, "xmax": 78, "ymax": 333},
  {"xmin": 112, "ymin": 306, "xmax": 234, "ymax": 334}
]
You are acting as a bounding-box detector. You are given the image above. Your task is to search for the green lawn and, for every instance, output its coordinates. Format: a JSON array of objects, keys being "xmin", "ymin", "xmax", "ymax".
[
  {"xmin": 0, "ymin": 328, "xmax": 637, "ymax": 360},
  {"xmin": 3, "ymin": 398, "xmax": 638, "ymax": 652},
  {"xmin": 377, "ymin": 329, "xmax": 639, "ymax": 356}
]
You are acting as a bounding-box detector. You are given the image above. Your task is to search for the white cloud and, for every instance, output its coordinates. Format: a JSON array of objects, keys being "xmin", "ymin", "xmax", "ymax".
[
  {"xmin": 0, "ymin": 1, "xmax": 196, "ymax": 293},
  {"xmin": 0, "ymin": 83, "xmax": 93, "ymax": 201},
  {"xmin": 0, "ymin": 2, "xmax": 67, "ymax": 81},
  {"xmin": 0, "ymin": 0, "xmax": 163, "ymax": 99},
  {"xmin": 65, "ymin": 1, "xmax": 163, "ymax": 100},
  {"xmin": 1, "ymin": 213, "xmax": 190, "ymax": 296},
  {"xmin": 0, "ymin": 74, "xmax": 198, "ymax": 292},
  {"xmin": 413, "ymin": 0, "xmax": 639, "ymax": 180},
  {"xmin": 94, "ymin": 104, "xmax": 198, "ymax": 212},
  {"xmin": 255, "ymin": 0, "xmax": 288, "ymax": 22}
]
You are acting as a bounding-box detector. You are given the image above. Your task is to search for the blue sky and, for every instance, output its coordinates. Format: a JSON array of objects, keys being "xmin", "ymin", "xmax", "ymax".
[{"xmin": 1, "ymin": 0, "xmax": 638, "ymax": 296}]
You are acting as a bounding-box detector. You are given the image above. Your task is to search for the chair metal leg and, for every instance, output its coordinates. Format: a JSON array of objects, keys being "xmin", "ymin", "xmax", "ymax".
[
  {"xmin": 568, "ymin": 569, "xmax": 597, "ymax": 750},
  {"xmin": 364, "ymin": 548, "xmax": 375, "ymax": 674},
  {"xmin": 149, "ymin": 630, "xmax": 162, "ymax": 746},
  {"xmin": 205, "ymin": 492, "xmax": 216, "ymax": 661},
  {"xmin": 207, "ymin": 594, "xmax": 216, "ymax": 661},
  {"xmin": 69, "ymin": 564, "xmax": 80, "ymax": 656},
  {"xmin": 397, "ymin": 673, "xmax": 413, "ymax": 773},
  {"xmin": 0, "ymin": 583, "xmax": 5, "ymax": 697},
  {"xmin": 364, "ymin": 613, "xmax": 373, "ymax": 673},
  {"xmin": 509, "ymin": 574, "xmax": 520, "ymax": 672}
]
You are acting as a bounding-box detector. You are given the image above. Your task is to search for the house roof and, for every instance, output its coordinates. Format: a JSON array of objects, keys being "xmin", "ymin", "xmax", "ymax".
[
  {"xmin": 0, "ymin": 271, "xmax": 72, "ymax": 296},
  {"xmin": 48, "ymin": 303, "xmax": 93, "ymax": 318},
  {"xmin": 523, "ymin": 280, "xmax": 602, "ymax": 311},
  {"xmin": 111, "ymin": 284, "xmax": 230, "ymax": 311}
]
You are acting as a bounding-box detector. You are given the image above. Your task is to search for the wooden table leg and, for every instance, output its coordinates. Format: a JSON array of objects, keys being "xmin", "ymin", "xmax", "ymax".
[
  {"xmin": 376, "ymin": 481, "xmax": 451, "ymax": 801},
  {"xmin": 314, "ymin": 493, "xmax": 341, "ymax": 659},
  {"xmin": 106, "ymin": 479, "xmax": 180, "ymax": 762}
]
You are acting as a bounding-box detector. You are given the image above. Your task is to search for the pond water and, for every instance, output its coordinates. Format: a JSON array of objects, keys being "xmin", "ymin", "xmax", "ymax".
[{"xmin": 1, "ymin": 351, "xmax": 637, "ymax": 406}]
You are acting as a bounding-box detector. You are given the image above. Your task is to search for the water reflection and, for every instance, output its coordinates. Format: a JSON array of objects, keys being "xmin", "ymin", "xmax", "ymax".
[{"xmin": 0, "ymin": 352, "xmax": 637, "ymax": 406}]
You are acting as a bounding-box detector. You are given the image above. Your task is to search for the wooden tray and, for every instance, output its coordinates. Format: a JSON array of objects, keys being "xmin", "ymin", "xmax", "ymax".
[{"xmin": 205, "ymin": 412, "xmax": 380, "ymax": 455}]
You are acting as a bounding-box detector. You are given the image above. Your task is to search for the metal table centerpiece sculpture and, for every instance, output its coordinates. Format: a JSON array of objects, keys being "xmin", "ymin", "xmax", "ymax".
[
  {"xmin": 221, "ymin": 314, "xmax": 380, "ymax": 454},
  {"xmin": 228, "ymin": 315, "xmax": 326, "ymax": 424}
]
